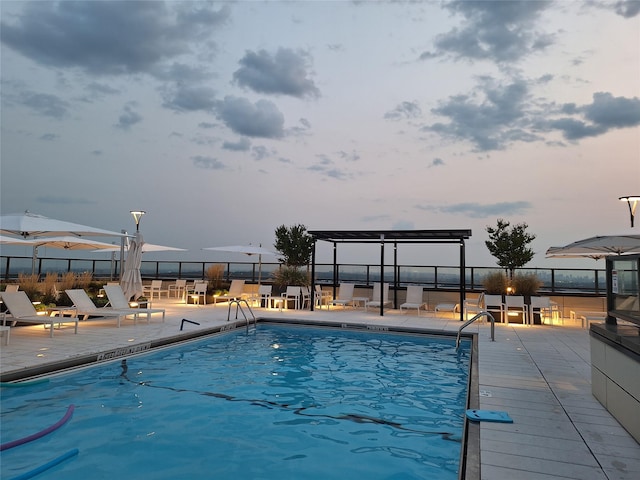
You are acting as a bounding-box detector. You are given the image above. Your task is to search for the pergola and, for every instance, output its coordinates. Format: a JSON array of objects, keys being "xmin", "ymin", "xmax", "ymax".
[{"xmin": 308, "ymin": 229, "xmax": 472, "ymax": 318}]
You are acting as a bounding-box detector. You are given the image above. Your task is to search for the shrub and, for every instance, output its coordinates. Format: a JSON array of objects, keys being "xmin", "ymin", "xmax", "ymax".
[
  {"xmin": 511, "ymin": 273, "xmax": 542, "ymax": 296},
  {"xmin": 272, "ymin": 266, "xmax": 309, "ymax": 288},
  {"xmin": 482, "ymin": 271, "xmax": 508, "ymax": 294},
  {"xmin": 17, "ymin": 273, "xmax": 41, "ymax": 300},
  {"xmin": 206, "ymin": 264, "xmax": 225, "ymax": 290}
]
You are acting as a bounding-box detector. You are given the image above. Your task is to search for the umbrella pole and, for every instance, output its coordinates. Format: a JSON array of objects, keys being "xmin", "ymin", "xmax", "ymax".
[
  {"xmin": 258, "ymin": 254, "xmax": 262, "ymax": 286},
  {"xmin": 31, "ymin": 246, "xmax": 38, "ymax": 276}
]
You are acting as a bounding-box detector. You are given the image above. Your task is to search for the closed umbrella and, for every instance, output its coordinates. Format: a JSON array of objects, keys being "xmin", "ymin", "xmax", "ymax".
[
  {"xmin": 121, "ymin": 231, "xmax": 145, "ymax": 301},
  {"xmin": 204, "ymin": 245, "xmax": 279, "ymax": 284}
]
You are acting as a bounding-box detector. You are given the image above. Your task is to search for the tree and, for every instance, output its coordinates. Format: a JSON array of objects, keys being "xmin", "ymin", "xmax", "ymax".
[
  {"xmin": 485, "ymin": 219, "xmax": 536, "ymax": 278},
  {"xmin": 274, "ymin": 224, "xmax": 314, "ymax": 267}
]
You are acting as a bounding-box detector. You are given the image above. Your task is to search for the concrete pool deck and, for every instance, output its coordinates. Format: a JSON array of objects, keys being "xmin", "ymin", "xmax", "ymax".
[{"xmin": 1, "ymin": 299, "xmax": 639, "ymax": 480}]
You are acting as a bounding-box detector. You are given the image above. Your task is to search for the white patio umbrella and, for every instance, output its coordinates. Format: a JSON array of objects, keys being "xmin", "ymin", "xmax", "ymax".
[
  {"xmin": 546, "ymin": 234, "xmax": 640, "ymax": 260},
  {"xmin": 0, "ymin": 211, "xmax": 125, "ymax": 238},
  {"xmin": 0, "ymin": 234, "xmax": 37, "ymax": 246},
  {"xmin": 0, "ymin": 211, "xmax": 126, "ymax": 273},
  {"xmin": 96, "ymin": 242, "xmax": 187, "ymax": 253},
  {"xmin": 204, "ymin": 245, "xmax": 279, "ymax": 284},
  {"xmin": 120, "ymin": 231, "xmax": 145, "ymax": 301}
]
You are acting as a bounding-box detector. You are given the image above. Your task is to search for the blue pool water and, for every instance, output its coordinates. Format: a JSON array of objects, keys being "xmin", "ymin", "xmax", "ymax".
[{"xmin": 1, "ymin": 324, "xmax": 471, "ymax": 479}]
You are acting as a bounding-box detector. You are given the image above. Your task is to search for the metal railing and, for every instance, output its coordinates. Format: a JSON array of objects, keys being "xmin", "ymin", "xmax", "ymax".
[{"xmin": 1, "ymin": 254, "xmax": 607, "ymax": 295}]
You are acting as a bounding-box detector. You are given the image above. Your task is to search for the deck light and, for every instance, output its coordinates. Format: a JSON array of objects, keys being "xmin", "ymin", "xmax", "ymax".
[
  {"xmin": 130, "ymin": 210, "xmax": 146, "ymax": 231},
  {"xmin": 619, "ymin": 196, "xmax": 640, "ymax": 227}
]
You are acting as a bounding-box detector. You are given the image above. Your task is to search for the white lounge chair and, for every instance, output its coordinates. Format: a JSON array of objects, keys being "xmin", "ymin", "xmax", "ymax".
[
  {"xmin": 212, "ymin": 280, "xmax": 245, "ymax": 306},
  {"xmin": 329, "ymin": 283, "xmax": 355, "ymax": 309},
  {"xmin": 0, "ymin": 291, "xmax": 78, "ymax": 338},
  {"xmin": 66, "ymin": 289, "xmax": 142, "ymax": 327},
  {"xmin": 103, "ymin": 285, "xmax": 165, "ymax": 323},
  {"xmin": 365, "ymin": 283, "xmax": 391, "ymax": 312},
  {"xmin": 400, "ymin": 285, "xmax": 426, "ymax": 316}
]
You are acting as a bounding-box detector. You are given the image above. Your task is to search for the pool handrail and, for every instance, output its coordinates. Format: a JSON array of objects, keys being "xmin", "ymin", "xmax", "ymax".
[
  {"xmin": 456, "ymin": 311, "xmax": 495, "ymax": 350},
  {"xmin": 227, "ymin": 299, "xmax": 256, "ymax": 330}
]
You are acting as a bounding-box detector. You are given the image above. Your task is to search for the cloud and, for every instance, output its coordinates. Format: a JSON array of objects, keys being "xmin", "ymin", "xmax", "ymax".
[
  {"xmin": 215, "ymin": 96, "xmax": 285, "ymax": 138},
  {"xmin": 19, "ymin": 91, "xmax": 69, "ymax": 119},
  {"xmin": 192, "ymin": 155, "xmax": 225, "ymax": 170},
  {"xmin": 417, "ymin": 201, "xmax": 532, "ymax": 218},
  {"xmin": 0, "ymin": 2, "xmax": 230, "ymax": 76},
  {"xmin": 39, "ymin": 133, "xmax": 59, "ymax": 141},
  {"xmin": 223, "ymin": 137, "xmax": 251, "ymax": 152},
  {"xmin": 162, "ymin": 85, "xmax": 217, "ymax": 112},
  {"xmin": 429, "ymin": 158, "xmax": 445, "ymax": 167},
  {"xmin": 613, "ymin": 0, "xmax": 640, "ymax": 18},
  {"xmin": 546, "ymin": 92, "xmax": 640, "ymax": 140},
  {"xmin": 384, "ymin": 101, "xmax": 422, "ymax": 120},
  {"xmin": 115, "ymin": 104, "xmax": 143, "ymax": 130},
  {"xmin": 233, "ymin": 47, "xmax": 320, "ymax": 98},
  {"xmin": 425, "ymin": 77, "xmax": 537, "ymax": 151},
  {"xmin": 422, "ymin": 0, "xmax": 553, "ymax": 63}
]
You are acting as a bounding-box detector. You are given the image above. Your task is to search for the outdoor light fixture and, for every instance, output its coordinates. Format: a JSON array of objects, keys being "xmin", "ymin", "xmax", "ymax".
[
  {"xmin": 130, "ymin": 210, "xmax": 146, "ymax": 231},
  {"xmin": 619, "ymin": 196, "xmax": 640, "ymax": 227}
]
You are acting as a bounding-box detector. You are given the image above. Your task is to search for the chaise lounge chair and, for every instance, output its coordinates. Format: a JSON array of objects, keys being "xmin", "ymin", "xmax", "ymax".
[
  {"xmin": 66, "ymin": 289, "xmax": 143, "ymax": 327},
  {"xmin": 212, "ymin": 280, "xmax": 246, "ymax": 306},
  {"xmin": 103, "ymin": 285, "xmax": 165, "ymax": 323},
  {"xmin": 365, "ymin": 282, "xmax": 391, "ymax": 312},
  {"xmin": 329, "ymin": 283, "xmax": 355, "ymax": 309},
  {"xmin": 0, "ymin": 291, "xmax": 78, "ymax": 337},
  {"xmin": 400, "ymin": 285, "xmax": 426, "ymax": 316}
]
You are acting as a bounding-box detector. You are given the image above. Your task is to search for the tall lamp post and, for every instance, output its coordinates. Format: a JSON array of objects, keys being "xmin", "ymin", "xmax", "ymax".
[
  {"xmin": 130, "ymin": 210, "xmax": 146, "ymax": 231},
  {"xmin": 619, "ymin": 196, "xmax": 639, "ymax": 227}
]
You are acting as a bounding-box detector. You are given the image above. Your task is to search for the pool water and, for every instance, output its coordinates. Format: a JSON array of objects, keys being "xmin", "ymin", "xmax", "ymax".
[{"xmin": 1, "ymin": 324, "xmax": 471, "ymax": 479}]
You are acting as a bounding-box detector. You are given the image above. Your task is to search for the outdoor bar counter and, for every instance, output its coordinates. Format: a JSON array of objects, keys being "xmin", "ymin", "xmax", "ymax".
[{"xmin": 590, "ymin": 322, "xmax": 640, "ymax": 443}]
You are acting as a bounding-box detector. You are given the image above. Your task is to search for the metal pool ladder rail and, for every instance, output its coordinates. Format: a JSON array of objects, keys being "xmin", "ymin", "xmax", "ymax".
[
  {"xmin": 456, "ymin": 311, "xmax": 495, "ymax": 350},
  {"xmin": 227, "ymin": 299, "xmax": 257, "ymax": 330}
]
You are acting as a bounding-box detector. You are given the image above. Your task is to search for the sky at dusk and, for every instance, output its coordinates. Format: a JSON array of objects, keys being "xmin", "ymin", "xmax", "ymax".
[{"xmin": 1, "ymin": 0, "xmax": 639, "ymax": 269}]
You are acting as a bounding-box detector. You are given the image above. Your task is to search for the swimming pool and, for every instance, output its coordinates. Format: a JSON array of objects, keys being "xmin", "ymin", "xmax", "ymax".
[{"xmin": 1, "ymin": 324, "xmax": 472, "ymax": 479}]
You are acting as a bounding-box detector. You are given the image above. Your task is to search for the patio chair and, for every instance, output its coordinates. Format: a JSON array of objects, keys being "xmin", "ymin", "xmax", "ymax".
[
  {"xmin": 66, "ymin": 289, "xmax": 141, "ymax": 327},
  {"xmin": 463, "ymin": 293, "xmax": 485, "ymax": 320},
  {"xmin": 484, "ymin": 294, "xmax": 506, "ymax": 323},
  {"xmin": 505, "ymin": 295, "xmax": 529, "ymax": 324},
  {"xmin": 400, "ymin": 285, "xmax": 426, "ymax": 316},
  {"xmin": 300, "ymin": 286, "xmax": 312, "ymax": 309},
  {"xmin": 187, "ymin": 282, "xmax": 208, "ymax": 305},
  {"xmin": 3, "ymin": 284, "xmax": 19, "ymax": 293},
  {"xmin": 103, "ymin": 285, "xmax": 165, "ymax": 323},
  {"xmin": 212, "ymin": 280, "xmax": 245, "ymax": 306},
  {"xmin": 365, "ymin": 283, "xmax": 391, "ymax": 312},
  {"xmin": 168, "ymin": 279, "xmax": 187, "ymax": 300},
  {"xmin": 314, "ymin": 285, "xmax": 331, "ymax": 309},
  {"xmin": 329, "ymin": 283, "xmax": 355, "ymax": 309},
  {"xmin": 255, "ymin": 285, "xmax": 272, "ymax": 308},
  {"xmin": 529, "ymin": 296, "xmax": 560, "ymax": 325},
  {"xmin": 143, "ymin": 280, "xmax": 169, "ymax": 300},
  {"xmin": 0, "ymin": 291, "xmax": 78, "ymax": 338},
  {"xmin": 281, "ymin": 286, "xmax": 301, "ymax": 310}
]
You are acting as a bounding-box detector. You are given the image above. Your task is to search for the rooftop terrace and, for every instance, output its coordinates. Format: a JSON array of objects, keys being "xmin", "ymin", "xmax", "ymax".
[{"xmin": 1, "ymin": 299, "xmax": 639, "ymax": 479}]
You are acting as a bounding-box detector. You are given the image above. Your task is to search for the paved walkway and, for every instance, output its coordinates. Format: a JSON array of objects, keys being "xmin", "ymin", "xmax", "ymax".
[{"xmin": 1, "ymin": 299, "xmax": 639, "ymax": 479}]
